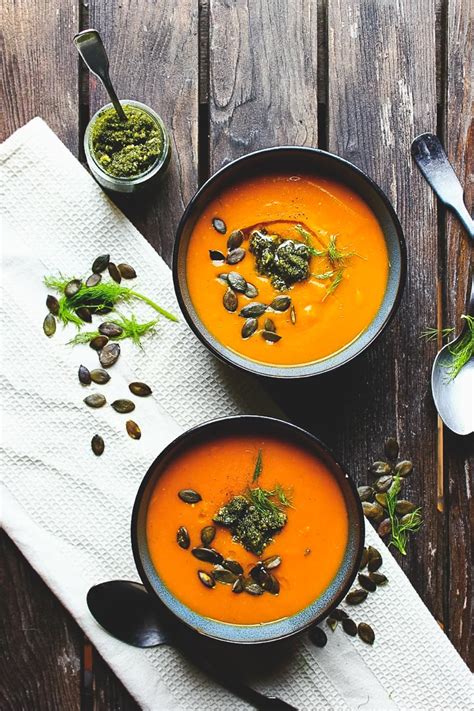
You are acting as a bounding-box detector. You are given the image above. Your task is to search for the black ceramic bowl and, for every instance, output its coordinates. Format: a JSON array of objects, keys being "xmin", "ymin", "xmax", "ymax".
[
  {"xmin": 131, "ymin": 416, "xmax": 364, "ymax": 644},
  {"xmin": 173, "ymin": 146, "xmax": 406, "ymax": 378}
]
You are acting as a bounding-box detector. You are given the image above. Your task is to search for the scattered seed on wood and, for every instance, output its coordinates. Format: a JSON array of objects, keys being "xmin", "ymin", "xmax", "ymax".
[
  {"xmin": 226, "ymin": 248, "xmax": 246, "ymax": 264},
  {"xmin": 369, "ymin": 572, "xmax": 388, "ymax": 586},
  {"xmin": 223, "ymin": 287, "xmax": 238, "ymax": 312},
  {"xmin": 395, "ymin": 499, "xmax": 417, "ymax": 515},
  {"xmin": 198, "ymin": 570, "xmax": 215, "ymax": 588},
  {"xmin": 362, "ymin": 501, "xmax": 384, "ymax": 521},
  {"xmin": 342, "ymin": 618, "xmax": 358, "ymax": 636},
  {"xmin": 367, "ymin": 546, "xmax": 383, "ymax": 572},
  {"xmin": 46, "ymin": 294, "xmax": 60, "ymax": 315},
  {"xmin": 309, "ymin": 626, "xmax": 327, "ymax": 647},
  {"xmin": 178, "ymin": 489, "xmax": 202, "ymax": 504},
  {"xmin": 43, "ymin": 313, "xmax": 56, "ymax": 337},
  {"xmin": 111, "ymin": 399, "xmax": 135, "ymax": 413},
  {"xmin": 91, "ymin": 434, "xmax": 104, "ymax": 456},
  {"xmin": 84, "ymin": 393, "xmax": 106, "ymax": 408},
  {"xmin": 384, "ymin": 437, "xmax": 399, "ymax": 461},
  {"xmin": 108, "ymin": 262, "xmax": 122, "ymax": 283},
  {"xmin": 90, "ymin": 369, "xmax": 111, "ymax": 384},
  {"xmin": 261, "ymin": 330, "xmax": 281, "ymax": 343},
  {"xmin": 117, "ymin": 263, "xmax": 137, "ymax": 279},
  {"xmin": 369, "ymin": 460, "xmax": 391, "ymax": 476},
  {"xmin": 345, "ymin": 588, "xmax": 368, "ymax": 605},
  {"xmin": 99, "ymin": 322, "xmax": 123, "ymax": 338},
  {"xmin": 78, "ymin": 365, "xmax": 91, "ymax": 385},
  {"xmin": 374, "ymin": 474, "xmax": 393, "ymax": 493},
  {"xmin": 92, "ymin": 254, "xmax": 110, "ymax": 273},
  {"xmin": 242, "ymin": 318, "xmax": 258, "ymax": 339},
  {"xmin": 90, "ymin": 335, "xmax": 109, "ymax": 351},
  {"xmin": 99, "ymin": 342, "xmax": 120, "ymax": 368},
  {"xmin": 358, "ymin": 485, "xmax": 373, "ymax": 502},
  {"xmin": 126, "ymin": 420, "xmax": 141, "ymax": 440},
  {"xmin": 209, "ymin": 249, "xmax": 226, "ymax": 262},
  {"xmin": 395, "ymin": 460, "xmax": 413, "ymax": 477},
  {"xmin": 227, "ymin": 230, "xmax": 244, "ymax": 251},
  {"xmin": 65, "ymin": 279, "xmax": 82, "ymax": 297},
  {"xmin": 377, "ymin": 518, "xmax": 392, "ymax": 537},
  {"xmin": 177, "ymin": 526, "xmax": 190, "ymax": 549},
  {"xmin": 212, "ymin": 217, "xmax": 226, "ymax": 234},
  {"xmin": 375, "ymin": 493, "xmax": 388, "ymax": 508},
  {"xmin": 227, "ymin": 271, "xmax": 247, "ymax": 293},
  {"xmin": 76, "ymin": 306, "xmax": 92, "ymax": 323},
  {"xmin": 129, "ymin": 382, "xmax": 152, "ymax": 397},
  {"xmin": 358, "ymin": 622, "xmax": 375, "ymax": 645},
  {"xmin": 86, "ymin": 273, "xmax": 102, "ymax": 288},
  {"xmin": 200, "ymin": 525, "xmax": 216, "ymax": 546},
  {"xmin": 358, "ymin": 573, "xmax": 377, "ymax": 592}
]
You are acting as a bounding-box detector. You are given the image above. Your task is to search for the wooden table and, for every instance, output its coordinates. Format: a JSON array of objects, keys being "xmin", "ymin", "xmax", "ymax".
[{"xmin": 1, "ymin": 0, "xmax": 472, "ymax": 707}]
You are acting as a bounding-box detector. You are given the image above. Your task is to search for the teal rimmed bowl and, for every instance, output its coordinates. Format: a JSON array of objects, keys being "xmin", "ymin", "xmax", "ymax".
[{"xmin": 131, "ymin": 416, "xmax": 364, "ymax": 644}]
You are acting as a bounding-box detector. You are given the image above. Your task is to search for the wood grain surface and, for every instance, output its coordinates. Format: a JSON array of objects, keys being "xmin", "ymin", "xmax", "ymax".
[{"xmin": 0, "ymin": 0, "xmax": 472, "ymax": 707}]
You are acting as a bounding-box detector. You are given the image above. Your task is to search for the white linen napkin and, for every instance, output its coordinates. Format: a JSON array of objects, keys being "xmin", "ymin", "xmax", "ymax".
[{"xmin": 0, "ymin": 118, "xmax": 472, "ymax": 711}]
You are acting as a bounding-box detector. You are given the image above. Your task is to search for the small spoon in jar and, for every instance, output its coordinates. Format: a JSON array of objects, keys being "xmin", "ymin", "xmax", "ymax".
[{"xmin": 74, "ymin": 29, "xmax": 127, "ymax": 121}]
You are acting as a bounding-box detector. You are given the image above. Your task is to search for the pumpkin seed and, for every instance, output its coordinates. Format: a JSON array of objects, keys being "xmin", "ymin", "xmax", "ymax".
[
  {"xmin": 395, "ymin": 499, "xmax": 417, "ymax": 515},
  {"xmin": 217, "ymin": 273, "xmax": 229, "ymax": 284},
  {"xmin": 261, "ymin": 330, "xmax": 281, "ymax": 343},
  {"xmin": 226, "ymin": 248, "xmax": 246, "ymax": 265},
  {"xmin": 239, "ymin": 302, "xmax": 267, "ymax": 318},
  {"xmin": 92, "ymin": 254, "xmax": 110, "ymax": 273},
  {"xmin": 264, "ymin": 318, "xmax": 276, "ymax": 333},
  {"xmin": 76, "ymin": 307, "xmax": 92, "ymax": 323},
  {"xmin": 108, "ymin": 263, "xmax": 121, "ymax": 283},
  {"xmin": 191, "ymin": 547, "xmax": 223, "ymax": 564},
  {"xmin": 345, "ymin": 588, "xmax": 368, "ymax": 605},
  {"xmin": 326, "ymin": 617, "xmax": 338, "ymax": 631},
  {"xmin": 129, "ymin": 381, "xmax": 152, "ymax": 397},
  {"xmin": 209, "ymin": 249, "xmax": 226, "ymax": 262},
  {"xmin": 213, "ymin": 566, "xmax": 237, "ymax": 585},
  {"xmin": 250, "ymin": 563, "xmax": 268, "ymax": 585},
  {"xmin": 86, "ymin": 273, "xmax": 102, "ymax": 288},
  {"xmin": 374, "ymin": 474, "xmax": 393, "ymax": 493},
  {"xmin": 342, "ymin": 618, "xmax": 358, "ymax": 636},
  {"xmin": 375, "ymin": 493, "xmax": 388, "ymax": 508},
  {"xmin": 197, "ymin": 570, "xmax": 215, "ymax": 589},
  {"xmin": 395, "ymin": 460, "xmax": 413, "ymax": 477},
  {"xmin": 91, "ymin": 434, "xmax": 104, "ymax": 456},
  {"xmin": 330, "ymin": 608, "xmax": 349, "ymax": 621},
  {"xmin": 400, "ymin": 512, "xmax": 421, "ymax": 526},
  {"xmin": 309, "ymin": 625, "xmax": 327, "ymax": 647},
  {"xmin": 362, "ymin": 501, "xmax": 384, "ymax": 522},
  {"xmin": 200, "ymin": 525, "xmax": 216, "ymax": 546},
  {"xmin": 84, "ymin": 393, "xmax": 106, "ymax": 408},
  {"xmin": 369, "ymin": 460, "xmax": 391, "ymax": 476},
  {"xmin": 178, "ymin": 489, "xmax": 202, "ymax": 504},
  {"xmin": 99, "ymin": 342, "xmax": 120, "ymax": 368},
  {"xmin": 212, "ymin": 217, "xmax": 226, "ymax": 234},
  {"xmin": 65, "ymin": 279, "xmax": 82, "ymax": 297},
  {"xmin": 377, "ymin": 518, "xmax": 392, "ymax": 537},
  {"xmin": 232, "ymin": 577, "xmax": 244, "ymax": 593},
  {"xmin": 46, "ymin": 294, "xmax": 60, "ymax": 315},
  {"xmin": 358, "ymin": 622, "xmax": 375, "ymax": 645},
  {"xmin": 262, "ymin": 554, "xmax": 281, "ymax": 570},
  {"xmin": 359, "ymin": 547, "xmax": 368, "ymax": 570},
  {"xmin": 358, "ymin": 573, "xmax": 377, "ymax": 592},
  {"xmin": 78, "ymin": 365, "xmax": 91, "ymax": 385},
  {"xmin": 90, "ymin": 369, "xmax": 111, "ymax": 384},
  {"xmin": 369, "ymin": 572, "xmax": 388, "ymax": 586},
  {"xmin": 266, "ymin": 574, "xmax": 280, "ymax": 595},
  {"xmin": 269, "ymin": 295, "xmax": 291, "ymax": 312},
  {"xmin": 242, "ymin": 578, "xmax": 263, "ymax": 595},
  {"xmin": 244, "ymin": 282, "xmax": 258, "ymax": 298},
  {"xmin": 367, "ymin": 546, "xmax": 383, "ymax": 572},
  {"xmin": 117, "ymin": 263, "xmax": 137, "ymax": 279},
  {"xmin": 242, "ymin": 318, "xmax": 258, "ymax": 339},
  {"xmin": 222, "ymin": 559, "xmax": 244, "ymax": 576},
  {"xmin": 111, "ymin": 399, "xmax": 135, "ymax": 414},
  {"xmin": 358, "ymin": 485, "xmax": 373, "ymax": 502},
  {"xmin": 290, "ymin": 305, "xmax": 296, "ymax": 324},
  {"xmin": 223, "ymin": 287, "xmax": 238, "ymax": 312},
  {"xmin": 43, "ymin": 313, "xmax": 56, "ymax": 337},
  {"xmin": 90, "ymin": 335, "xmax": 109, "ymax": 351},
  {"xmin": 227, "ymin": 229, "xmax": 244, "ymax": 251},
  {"xmin": 126, "ymin": 420, "xmax": 141, "ymax": 440},
  {"xmin": 177, "ymin": 526, "xmax": 190, "ymax": 549},
  {"xmin": 384, "ymin": 437, "xmax": 399, "ymax": 461},
  {"xmin": 99, "ymin": 322, "xmax": 123, "ymax": 338},
  {"xmin": 227, "ymin": 271, "xmax": 247, "ymax": 293}
]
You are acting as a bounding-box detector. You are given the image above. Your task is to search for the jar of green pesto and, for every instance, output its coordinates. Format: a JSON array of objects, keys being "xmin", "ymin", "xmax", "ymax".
[{"xmin": 84, "ymin": 100, "xmax": 170, "ymax": 193}]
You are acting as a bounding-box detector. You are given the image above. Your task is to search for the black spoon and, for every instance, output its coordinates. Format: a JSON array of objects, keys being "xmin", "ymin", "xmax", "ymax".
[{"xmin": 87, "ymin": 580, "xmax": 298, "ymax": 710}]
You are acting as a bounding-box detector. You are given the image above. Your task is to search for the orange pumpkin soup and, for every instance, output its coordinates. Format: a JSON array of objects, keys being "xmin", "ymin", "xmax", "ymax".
[
  {"xmin": 146, "ymin": 434, "xmax": 348, "ymax": 625},
  {"xmin": 186, "ymin": 173, "xmax": 389, "ymax": 366}
]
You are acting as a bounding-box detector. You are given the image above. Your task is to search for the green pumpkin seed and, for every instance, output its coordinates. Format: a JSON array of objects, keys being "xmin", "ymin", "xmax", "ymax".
[
  {"xmin": 232, "ymin": 577, "xmax": 244, "ymax": 593},
  {"xmin": 126, "ymin": 420, "xmax": 141, "ymax": 440},
  {"xmin": 117, "ymin": 263, "xmax": 137, "ymax": 279},
  {"xmin": 197, "ymin": 570, "xmax": 215, "ymax": 589},
  {"xmin": 342, "ymin": 618, "xmax": 358, "ymax": 636},
  {"xmin": 91, "ymin": 434, "xmax": 104, "ymax": 456},
  {"xmin": 222, "ymin": 559, "xmax": 244, "ymax": 576},
  {"xmin": 367, "ymin": 546, "xmax": 383, "ymax": 572},
  {"xmin": 290, "ymin": 305, "xmax": 296, "ymax": 324},
  {"xmin": 178, "ymin": 489, "xmax": 202, "ymax": 504},
  {"xmin": 239, "ymin": 302, "xmax": 267, "ymax": 318},
  {"xmin": 384, "ymin": 437, "xmax": 399, "ymax": 461},
  {"xmin": 395, "ymin": 499, "xmax": 417, "ymax": 515},
  {"xmin": 369, "ymin": 572, "xmax": 388, "ymax": 586},
  {"xmin": 212, "ymin": 217, "xmax": 226, "ymax": 234},
  {"xmin": 358, "ymin": 485, "xmax": 373, "ymax": 502},
  {"xmin": 359, "ymin": 547, "xmax": 368, "ymax": 570},
  {"xmin": 374, "ymin": 474, "xmax": 393, "ymax": 493},
  {"xmin": 362, "ymin": 501, "xmax": 384, "ymax": 522},
  {"xmin": 264, "ymin": 318, "xmax": 276, "ymax": 333},
  {"xmin": 76, "ymin": 307, "xmax": 92, "ymax": 323},
  {"xmin": 262, "ymin": 554, "xmax": 281, "ymax": 570},
  {"xmin": 99, "ymin": 322, "xmax": 123, "ymax": 338},
  {"xmin": 358, "ymin": 573, "xmax": 377, "ymax": 592},
  {"xmin": 226, "ymin": 248, "xmax": 246, "ymax": 265},
  {"xmin": 90, "ymin": 369, "xmax": 111, "ymax": 384},
  {"xmin": 86, "ymin": 273, "xmax": 102, "ymax": 288},
  {"xmin": 395, "ymin": 460, "xmax": 413, "ymax": 477},
  {"xmin": 217, "ymin": 272, "xmax": 229, "ymax": 284},
  {"xmin": 90, "ymin": 335, "xmax": 109, "ymax": 351},
  {"xmin": 377, "ymin": 518, "xmax": 392, "ymax": 537},
  {"xmin": 191, "ymin": 547, "xmax": 223, "ymax": 564},
  {"xmin": 78, "ymin": 365, "xmax": 91, "ymax": 385},
  {"xmin": 92, "ymin": 254, "xmax": 110, "ymax": 273},
  {"xmin": 330, "ymin": 608, "xmax": 349, "ymax": 621},
  {"xmin": 227, "ymin": 271, "xmax": 247, "ymax": 293},
  {"xmin": 261, "ymin": 330, "xmax": 281, "ymax": 343},
  {"xmin": 99, "ymin": 342, "xmax": 120, "ymax": 368},
  {"xmin": 46, "ymin": 294, "xmax": 60, "ymax": 315},
  {"xmin": 200, "ymin": 525, "xmax": 216, "ymax": 546},
  {"xmin": 65, "ymin": 279, "xmax": 82, "ymax": 297},
  {"xmin": 358, "ymin": 622, "xmax": 375, "ymax": 645},
  {"xmin": 108, "ymin": 263, "xmax": 121, "ymax": 283},
  {"xmin": 129, "ymin": 381, "xmax": 152, "ymax": 397},
  {"xmin": 242, "ymin": 578, "xmax": 263, "ymax": 595},
  {"xmin": 400, "ymin": 511, "xmax": 421, "ymax": 526},
  {"xmin": 213, "ymin": 566, "xmax": 238, "ymax": 585},
  {"xmin": 309, "ymin": 625, "xmax": 327, "ymax": 647},
  {"xmin": 242, "ymin": 318, "xmax": 258, "ymax": 339},
  {"xmin": 209, "ymin": 249, "xmax": 226, "ymax": 262},
  {"xmin": 84, "ymin": 393, "xmax": 106, "ymax": 408},
  {"xmin": 270, "ymin": 295, "xmax": 291, "ymax": 312},
  {"xmin": 266, "ymin": 574, "xmax": 280, "ymax": 595},
  {"xmin": 111, "ymin": 399, "xmax": 135, "ymax": 414},
  {"xmin": 375, "ymin": 493, "xmax": 388, "ymax": 508},
  {"xmin": 244, "ymin": 282, "xmax": 258, "ymax": 298},
  {"xmin": 227, "ymin": 230, "xmax": 244, "ymax": 251},
  {"xmin": 369, "ymin": 460, "xmax": 391, "ymax": 476},
  {"xmin": 345, "ymin": 588, "xmax": 368, "ymax": 605},
  {"xmin": 177, "ymin": 526, "xmax": 190, "ymax": 549},
  {"xmin": 43, "ymin": 313, "xmax": 56, "ymax": 337},
  {"xmin": 223, "ymin": 287, "xmax": 238, "ymax": 312},
  {"xmin": 326, "ymin": 617, "xmax": 338, "ymax": 631}
]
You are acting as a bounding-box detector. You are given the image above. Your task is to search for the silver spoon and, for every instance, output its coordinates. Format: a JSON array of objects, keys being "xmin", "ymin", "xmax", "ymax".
[
  {"xmin": 87, "ymin": 580, "xmax": 298, "ymax": 710},
  {"xmin": 411, "ymin": 133, "xmax": 474, "ymax": 435},
  {"xmin": 74, "ymin": 29, "xmax": 127, "ymax": 121}
]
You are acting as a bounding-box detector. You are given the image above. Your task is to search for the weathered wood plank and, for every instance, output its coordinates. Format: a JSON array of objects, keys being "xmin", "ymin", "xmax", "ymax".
[
  {"xmin": 443, "ymin": 0, "xmax": 473, "ymax": 669},
  {"xmin": 209, "ymin": 0, "xmax": 318, "ymax": 169},
  {"xmin": 88, "ymin": 0, "xmax": 199, "ymax": 266}
]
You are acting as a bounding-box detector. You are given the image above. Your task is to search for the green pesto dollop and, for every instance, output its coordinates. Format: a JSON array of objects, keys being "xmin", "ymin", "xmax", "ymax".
[
  {"xmin": 249, "ymin": 229, "xmax": 311, "ymax": 290},
  {"xmin": 91, "ymin": 105, "xmax": 163, "ymax": 178}
]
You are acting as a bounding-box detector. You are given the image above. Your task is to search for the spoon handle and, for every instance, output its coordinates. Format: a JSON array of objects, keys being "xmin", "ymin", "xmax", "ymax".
[
  {"xmin": 411, "ymin": 133, "xmax": 474, "ymax": 240},
  {"xmin": 74, "ymin": 29, "xmax": 127, "ymax": 121}
]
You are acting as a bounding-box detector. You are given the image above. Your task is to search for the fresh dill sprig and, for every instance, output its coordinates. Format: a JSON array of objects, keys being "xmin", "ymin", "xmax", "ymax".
[
  {"xmin": 446, "ymin": 315, "xmax": 474, "ymax": 381},
  {"xmin": 420, "ymin": 326, "xmax": 455, "ymax": 342},
  {"xmin": 326, "ymin": 234, "xmax": 357, "ymax": 265},
  {"xmin": 246, "ymin": 485, "xmax": 292, "ymax": 516},
  {"xmin": 322, "ymin": 269, "xmax": 344, "ymax": 302},
  {"xmin": 311, "ymin": 270, "xmax": 335, "ymax": 280},
  {"xmin": 68, "ymin": 314, "xmax": 158, "ymax": 347},
  {"xmin": 274, "ymin": 483, "xmax": 294, "ymax": 508},
  {"xmin": 252, "ymin": 449, "xmax": 263, "ymax": 483},
  {"xmin": 294, "ymin": 224, "xmax": 328, "ymax": 257},
  {"xmin": 386, "ymin": 475, "xmax": 422, "ymax": 555}
]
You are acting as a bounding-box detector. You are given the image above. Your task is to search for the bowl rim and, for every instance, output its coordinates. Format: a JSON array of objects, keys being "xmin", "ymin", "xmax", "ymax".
[
  {"xmin": 173, "ymin": 145, "xmax": 407, "ymax": 379},
  {"xmin": 131, "ymin": 414, "xmax": 365, "ymax": 644}
]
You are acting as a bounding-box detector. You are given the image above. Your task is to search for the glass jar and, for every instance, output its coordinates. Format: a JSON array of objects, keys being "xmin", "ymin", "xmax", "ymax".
[{"xmin": 84, "ymin": 99, "xmax": 171, "ymax": 194}]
